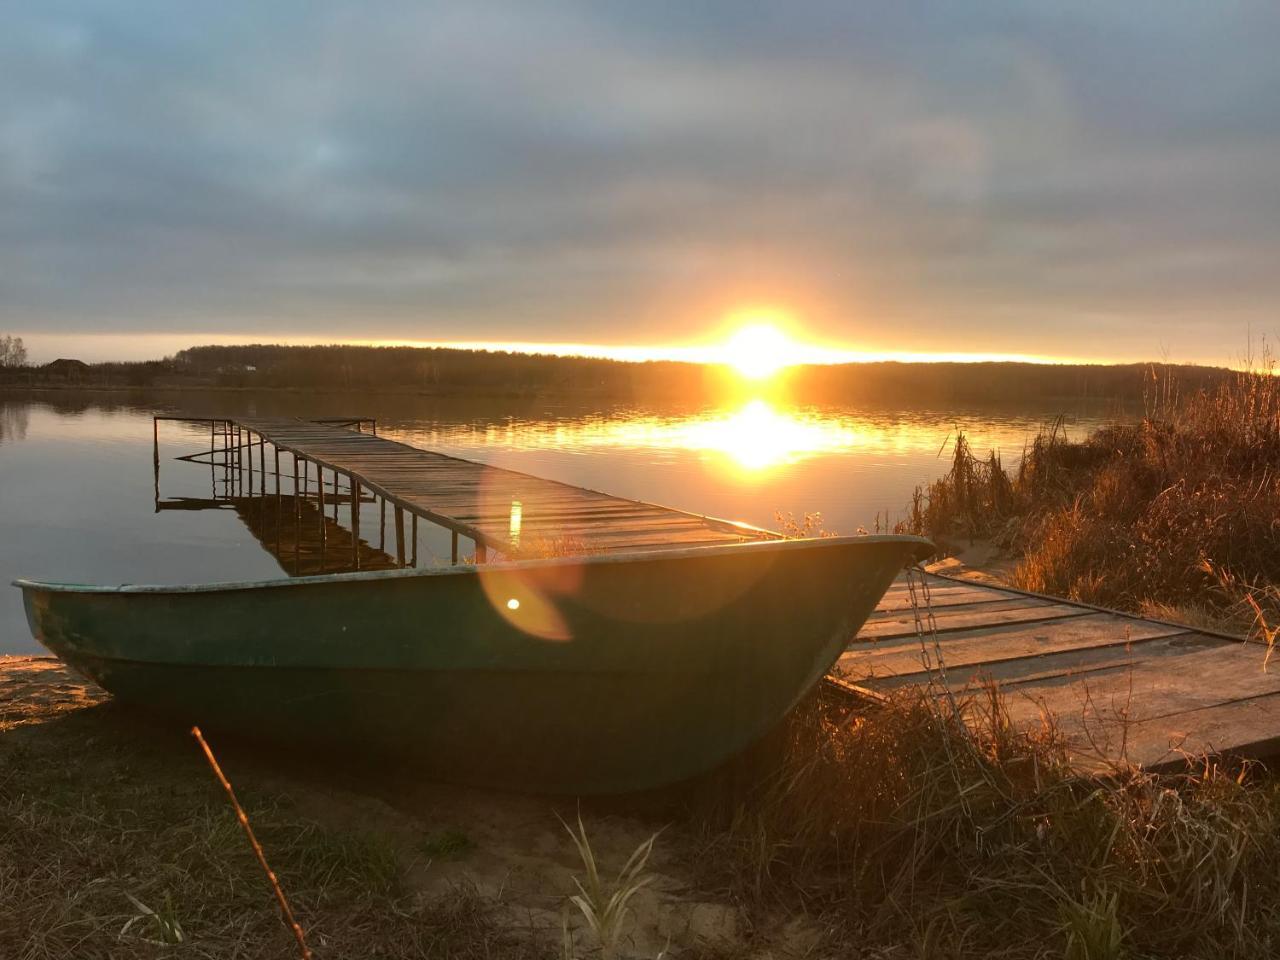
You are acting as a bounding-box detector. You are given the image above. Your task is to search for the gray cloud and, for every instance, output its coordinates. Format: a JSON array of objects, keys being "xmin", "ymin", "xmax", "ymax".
[{"xmin": 2, "ymin": 1, "xmax": 1278, "ymax": 362}]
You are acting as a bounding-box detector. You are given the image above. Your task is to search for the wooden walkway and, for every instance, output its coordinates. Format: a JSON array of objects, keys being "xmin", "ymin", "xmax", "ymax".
[
  {"xmin": 837, "ymin": 572, "xmax": 1276, "ymax": 771},
  {"xmin": 227, "ymin": 417, "xmax": 775, "ymax": 559}
]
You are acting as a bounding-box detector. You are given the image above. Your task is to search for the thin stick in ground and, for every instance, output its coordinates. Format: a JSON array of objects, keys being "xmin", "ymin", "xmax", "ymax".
[{"xmin": 191, "ymin": 725, "xmax": 313, "ymax": 959}]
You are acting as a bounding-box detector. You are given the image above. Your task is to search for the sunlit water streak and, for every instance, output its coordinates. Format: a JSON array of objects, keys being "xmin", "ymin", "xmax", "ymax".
[{"xmin": 0, "ymin": 393, "xmax": 1128, "ymax": 652}]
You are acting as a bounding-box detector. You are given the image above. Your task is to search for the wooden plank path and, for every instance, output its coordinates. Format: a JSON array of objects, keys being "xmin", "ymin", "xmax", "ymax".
[
  {"xmin": 231, "ymin": 417, "xmax": 777, "ymax": 559},
  {"xmin": 838, "ymin": 572, "xmax": 1278, "ymax": 772}
]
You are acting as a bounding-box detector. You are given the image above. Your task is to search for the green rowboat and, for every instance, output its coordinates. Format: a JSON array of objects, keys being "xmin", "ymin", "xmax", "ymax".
[{"xmin": 15, "ymin": 534, "xmax": 931, "ymax": 794}]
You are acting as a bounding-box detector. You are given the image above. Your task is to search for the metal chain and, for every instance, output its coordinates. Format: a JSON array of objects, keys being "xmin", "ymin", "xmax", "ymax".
[{"xmin": 906, "ymin": 563, "xmax": 960, "ymax": 717}]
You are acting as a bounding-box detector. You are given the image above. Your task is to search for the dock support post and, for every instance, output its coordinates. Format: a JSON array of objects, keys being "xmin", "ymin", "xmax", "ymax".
[
  {"xmin": 379, "ymin": 498, "xmax": 386, "ymax": 551},
  {"xmin": 475, "ymin": 540, "xmax": 487, "ymax": 564},
  {"xmin": 273, "ymin": 458, "xmax": 282, "ymax": 556},
  {"xmin": 293, "ymin": 456, "xmax": 301, "ymax": 571},
  {"xmin": 411, "ymin": 515, "xmax": 418, "ymax": 567},
  {"xmin": 318, "ymin": 464, "xmax": 327, "ymax": 563},
  {"xmin": 451, "ymin": 530, "xmax": 458, "ymax": 565},
  {"xmin": 394, "ymin": 506, "xmax": 406, "ymax": 566},
  {"xmin": 351, "ymin": 480, "xmax": 361, "ymax": 570},
  {"xmin": 152, "ymin": 417, "xmax": 160, "ymax": 509}
]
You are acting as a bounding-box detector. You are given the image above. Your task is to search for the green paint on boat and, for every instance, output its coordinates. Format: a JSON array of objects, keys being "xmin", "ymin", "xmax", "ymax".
[{"xmin": 15, "ymin": 535, "xmax": 932, "ymax": 794}]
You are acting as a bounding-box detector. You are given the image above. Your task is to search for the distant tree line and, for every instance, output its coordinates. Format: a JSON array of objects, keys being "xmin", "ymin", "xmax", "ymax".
[
  {"xmin": 170, "ymin": 344, "xmax": 705, "ymax": 396},
  {"xmin": 0, "ymin": 340, "xmax": 1236, "ymax": 404},
  {"xmin": 795, "ymin": 359, "xmax": 1233, "ymax": 405}
]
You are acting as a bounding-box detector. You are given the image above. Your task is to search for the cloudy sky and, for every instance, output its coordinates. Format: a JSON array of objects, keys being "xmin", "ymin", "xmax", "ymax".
[{"xmin": 3, "ymin": 2, "xmax": 1278, "ymax": 364}]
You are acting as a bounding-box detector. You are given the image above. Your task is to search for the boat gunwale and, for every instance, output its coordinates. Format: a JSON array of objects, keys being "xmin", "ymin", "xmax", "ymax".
[{"xmin": 13, "ymin": 534, "xmax": 934, "ymax": 597}]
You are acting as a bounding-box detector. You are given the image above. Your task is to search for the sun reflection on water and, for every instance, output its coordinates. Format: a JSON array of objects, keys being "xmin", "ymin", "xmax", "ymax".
[
  {"xmin": 658, "ymin": 399, "xmax": 867, "ymax": 472},
  {"xmin": 401, "ymin": 398, "xmax": 887, "ymax": 476}
]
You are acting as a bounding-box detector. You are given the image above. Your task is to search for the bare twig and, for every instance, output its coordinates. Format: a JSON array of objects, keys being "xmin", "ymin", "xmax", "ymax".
[{"xmin": 191, "ymin": 726, "xmax": 313, "ymax": 959}]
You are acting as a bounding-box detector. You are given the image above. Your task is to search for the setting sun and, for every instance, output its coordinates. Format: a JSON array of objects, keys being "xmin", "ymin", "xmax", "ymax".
[{"xmin": 722, "ymin": 324, "xmax": 795, "ymax": 381}]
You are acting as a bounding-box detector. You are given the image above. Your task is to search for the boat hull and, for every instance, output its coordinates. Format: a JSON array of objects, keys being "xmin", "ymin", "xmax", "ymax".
[{"xmin": 16, "ymin": 535, "xmax": 931, "ymax": 793}]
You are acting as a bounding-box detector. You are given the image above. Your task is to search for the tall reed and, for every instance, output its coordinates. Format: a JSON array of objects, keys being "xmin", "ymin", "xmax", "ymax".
[{"xmin": 904, "ymin": 356, "xmax": 1280, "ymax": 632}]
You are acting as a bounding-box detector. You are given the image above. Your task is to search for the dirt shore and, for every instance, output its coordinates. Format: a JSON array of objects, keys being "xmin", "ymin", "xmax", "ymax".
[
  {"xmin": 1, "ymin": 654, "xmax": 805, "ymax": 959},
  {"xmin": 925, "ymin": 538, "xmax": 1019, "ymax": 585}
]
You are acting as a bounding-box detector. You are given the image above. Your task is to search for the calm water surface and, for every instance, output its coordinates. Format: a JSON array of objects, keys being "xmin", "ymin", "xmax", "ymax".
[{"xmin": 0, "ymin": 391, "xmax": 1127, "ymax": 652}]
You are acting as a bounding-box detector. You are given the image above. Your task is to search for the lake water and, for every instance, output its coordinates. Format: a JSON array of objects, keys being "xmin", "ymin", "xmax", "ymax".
[{"xmin": 0, "ymin": 390, "xmax": 1128, "ymax": 652}]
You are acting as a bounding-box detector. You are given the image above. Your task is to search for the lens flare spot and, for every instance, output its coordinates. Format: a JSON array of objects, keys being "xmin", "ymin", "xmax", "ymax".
[{"xmin": 507, "ymin": 597, "xmax": 520, "ymax": 610}]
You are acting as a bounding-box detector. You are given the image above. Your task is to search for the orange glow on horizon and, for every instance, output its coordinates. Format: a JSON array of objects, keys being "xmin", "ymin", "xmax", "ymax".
[
  {"xmin": 12, "ymin": 330, "xmax": 1096, "ymax": 367},
  {"xmin": 359, "ymin": 337, "xmax": 1075, "ymax": 368}
]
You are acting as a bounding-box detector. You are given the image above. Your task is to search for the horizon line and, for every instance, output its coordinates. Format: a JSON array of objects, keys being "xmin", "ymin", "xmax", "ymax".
[{"xmin": 9, "ymin": 331, "xmax": 1211, "ymax": 368}]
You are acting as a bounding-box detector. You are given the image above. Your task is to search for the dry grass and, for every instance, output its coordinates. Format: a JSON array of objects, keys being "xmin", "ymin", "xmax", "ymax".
[
  {"xmin": 0, "ymin": 700, "xmax": 553, "ymax": 960},
  {"xmin": 8, "ymin": 659, "xmax": 1280, "ymax": 958},
  {"xmin": 516, "ymin": 535, "xmax": 601, "ymax": 559},
  {"xmin": 689, "ymin": 683, "xmax": 1280, "ymax": 959},
  {"xmin": 903, "ymin": 357, "xmax": 1280, "ymax": 637}
]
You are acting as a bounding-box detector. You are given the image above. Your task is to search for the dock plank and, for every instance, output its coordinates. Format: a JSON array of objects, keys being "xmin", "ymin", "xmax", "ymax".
[
  {"xmin": 1115, "ymin": 690, "xmax": 1280, "ymax": 769},
  {"xmin": 837, "ymin": 614, "xmax": 1190, "ymax": 686},
  {"xmin": 857, "ymin": 600, "xmax": 1090, "ymax": 640}
]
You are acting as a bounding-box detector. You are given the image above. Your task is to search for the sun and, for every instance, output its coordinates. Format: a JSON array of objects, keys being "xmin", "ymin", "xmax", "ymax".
[{"xmin": 721, "ymin": 323, "xmax": 794, "ymax": 381}]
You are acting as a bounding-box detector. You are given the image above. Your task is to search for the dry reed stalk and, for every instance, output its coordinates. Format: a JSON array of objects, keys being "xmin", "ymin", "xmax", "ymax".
[{"xmin": 191, "ymin": 726, "xmax": 313, "ymax": 959}]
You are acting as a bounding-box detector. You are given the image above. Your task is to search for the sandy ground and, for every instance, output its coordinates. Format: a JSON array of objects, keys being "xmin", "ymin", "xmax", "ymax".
[
  {"xmin": 925, "ymin": 538, "xmax": 1019, "ymax": 585},
  {"xmin": 0, "ymin": 653, "xmax": 108, "ymax": 724},
  {"xmin": 0, "ymin": 653, "xmax": 816, "ymax": 959}
]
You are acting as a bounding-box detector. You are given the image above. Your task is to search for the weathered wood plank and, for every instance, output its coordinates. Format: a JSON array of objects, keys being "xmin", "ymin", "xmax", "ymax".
[
  {"xmin": 838, "ymin": 614, "xmax": 1192, "ymax": 685},
  {"xmin": 857, "ymin": 601, "xmax": 1090, "ymax": 641},
  {"xmin": 992, "ymin": 638, "xmax": 1276, "ymax": 742},
  {"xmin": 1117, "ymin": 690, "xmax": 1280, "ymax": 769},
  {"xmin": 865, "ymin": 595, "xmax": 1049, "ymax": 624},
  {"xmin": 876, "ymin": 588, "xmax": 1024, "ymax": 612}
]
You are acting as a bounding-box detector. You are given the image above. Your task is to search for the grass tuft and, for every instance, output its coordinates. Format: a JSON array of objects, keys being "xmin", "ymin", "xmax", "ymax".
[
  {"xmin": 560, "ymin": 812, "xmax": 658, "ymax": 960},
  {"xmin": 417, "ymin": 827, "xmax": 475, "ymax": 861}
]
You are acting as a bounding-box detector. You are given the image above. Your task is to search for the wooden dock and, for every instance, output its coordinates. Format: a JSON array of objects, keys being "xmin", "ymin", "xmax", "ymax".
[
  {"xmin": 838, "ymin": 572, "xmax": 1275, "ymax": 771},
  {"xmin": 155, "ymin": 415, "xmax": 776, "ymax": 564}
]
